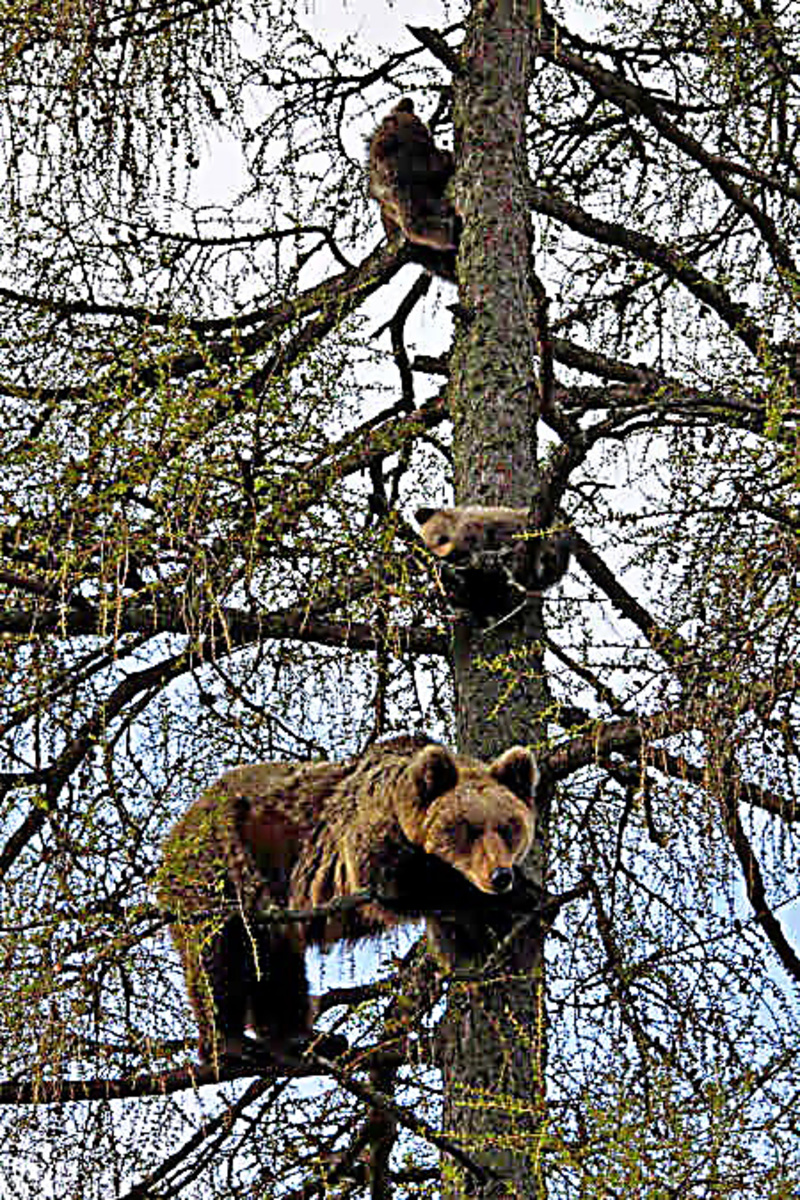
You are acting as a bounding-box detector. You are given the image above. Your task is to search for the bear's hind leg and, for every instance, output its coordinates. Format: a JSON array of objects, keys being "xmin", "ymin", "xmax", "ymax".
[
  {"xmin": 398, "ymin": 188, "xmax": 457, "ymax": 251},
  {"xmin": 247, "ymin": 928, "xmax": 349, "ymax": 1061},
  {"xmin": 196, "ymin": 916, "xmax": 252, "ymax": 1064},
  {"xmin": 247, "ymin": 926, "xmax": 311, "ymax": 1048}
]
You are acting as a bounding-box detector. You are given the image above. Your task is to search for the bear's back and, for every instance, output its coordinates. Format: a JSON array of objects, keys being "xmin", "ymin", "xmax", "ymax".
[{"xmin": 287, "ymin": 735, "xmax": 438, "ymax": 935}]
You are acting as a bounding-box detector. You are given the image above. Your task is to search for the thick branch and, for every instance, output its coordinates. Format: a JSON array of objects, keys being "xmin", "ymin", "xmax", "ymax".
[
  {"xmin": 527, "ymin": 185, "xmax": 766, "ymax": 357},
  {"xmin": 716, "ymin": 755, "xmax": 800, "ymax": 986},
  {"xmin": 3, "ymin": 241, "xmax": 404, "ymax": 404},
  {"xmin": 568, "ymin": 527, "xmax": 695, "ymax": 673},
  {"xmin": 541, "ymin": 38, "xmax": 799, "ymax": 276},
  {"xmin": 0, "ymin": 602, "xmax": 446, "ymax": 657}
]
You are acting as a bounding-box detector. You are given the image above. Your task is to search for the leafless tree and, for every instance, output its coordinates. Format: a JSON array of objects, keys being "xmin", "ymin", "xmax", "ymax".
[{"xmin": 0, "ymin": 0, "xmax": 798, "ymax": 1195}]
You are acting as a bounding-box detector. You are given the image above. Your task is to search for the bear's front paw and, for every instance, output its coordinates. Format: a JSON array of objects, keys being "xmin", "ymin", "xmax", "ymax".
[
  {"xmin": 368, "ymin": 864, "xmax": 406, "ymax": 910},
  {"xmin": 368, "ymin": 850, "xmax": 421, "ymax": 913}
]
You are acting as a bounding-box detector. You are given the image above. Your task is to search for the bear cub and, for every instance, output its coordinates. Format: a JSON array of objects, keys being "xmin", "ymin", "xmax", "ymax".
[
  {"xmin": 159, "ymin": 735, "xmax": 538, "ymax": 1066},
  {"xmin": 416, "ymin": 505, "xmax": 572, "ymax": 622},
  {"xmin": 368, "ymin": 98, "xmax": 460, "ymax": 280}
]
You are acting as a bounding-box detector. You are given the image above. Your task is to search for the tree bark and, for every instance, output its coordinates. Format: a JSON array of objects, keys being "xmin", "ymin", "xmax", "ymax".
[{"xmin": 439, "ymin": 2, "xmax": 549, "ymax": 1195}]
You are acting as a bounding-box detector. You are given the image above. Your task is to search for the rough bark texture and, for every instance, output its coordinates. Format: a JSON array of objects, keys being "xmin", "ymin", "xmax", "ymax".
[{"xmin": 440, "ymin": 1, "xmax": 549, "ymax": 1196}]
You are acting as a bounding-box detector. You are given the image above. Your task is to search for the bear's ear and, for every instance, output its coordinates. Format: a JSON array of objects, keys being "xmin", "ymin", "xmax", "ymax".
[
  {"xmin": 415, "ymin": 507, "xmax": 439, "ymax": 526},
  {"xmin": 397, "ymin": 745, "xmax": 459, "ymax": 840},
  {"xmin": 489, "ymin": 747, "xmax": 539, "ymax": 808},
  {"xmin": 395, "ymin": 744, "xmax": 455, "ymax": 840},
  {"xmin": 409, "ymin": 745, "xmax": 459, "ymax": 806}
]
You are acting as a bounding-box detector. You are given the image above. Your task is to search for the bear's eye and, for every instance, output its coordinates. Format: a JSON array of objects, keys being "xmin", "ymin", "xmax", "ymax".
[
  {"xmin": 443, "ymin": 821, "xmax": 482, "ymax": 850},
  {"xmin": 498, "ymin": 821, "xmax": 521, "ymax": 849}
]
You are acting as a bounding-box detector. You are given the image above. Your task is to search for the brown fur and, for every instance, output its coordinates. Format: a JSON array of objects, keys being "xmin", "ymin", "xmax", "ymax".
[
  {"xmin": 367, "ymin": 98, "xmax": 458, "ymax": 255},
  {"xmin": 158, "ymin": 735, "xmax": 537, "ymax": 1065},
  {"xmin": 416, "ymin": 506, "xmax": 528, "ymax": 558}
]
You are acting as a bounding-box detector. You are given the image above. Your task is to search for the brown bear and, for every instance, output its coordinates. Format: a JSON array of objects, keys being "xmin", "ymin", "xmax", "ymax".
[
  {"xmin": 367, "ymin": 98, "xmax": 460, "ymax": 280},
  {"xmin": 415, "ymin": 505, "xmax": 572, "ymax": 621},
  {"xmin": 158, "ymin": 735, "xmax": 537, "ymax": 1066}
]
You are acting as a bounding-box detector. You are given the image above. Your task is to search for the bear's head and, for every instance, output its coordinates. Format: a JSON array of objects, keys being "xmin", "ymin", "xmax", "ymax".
[
  {"xmin": 396, "ymin": 744, "xmax": 538, "ymax": 895},
  {"xmin": 416, "ymin": 506, "xmax": 479, "ymax": 558}
]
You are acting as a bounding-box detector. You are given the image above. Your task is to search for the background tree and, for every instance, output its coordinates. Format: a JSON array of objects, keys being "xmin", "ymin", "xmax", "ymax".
[{"xmin": 0, "ymin": 0, "xmax": 799, "ymax": 1196}]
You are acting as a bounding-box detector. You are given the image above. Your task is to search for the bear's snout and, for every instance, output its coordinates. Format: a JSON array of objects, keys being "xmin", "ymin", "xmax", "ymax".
[{"xmin": 489, "ymin": 866, "xmax": 514, "ymax": 893}]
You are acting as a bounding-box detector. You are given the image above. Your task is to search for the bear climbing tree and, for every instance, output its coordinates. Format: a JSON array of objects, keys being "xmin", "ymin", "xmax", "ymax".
[
  {"xmin": 415, "ymin": 505, "xmax": 572, "ymax": 621},
  {"xmin": 368, "ymin": 97, "xmax": 460, "ymax": 279},
  {"xmin": 159, "ymin": 736, "xmax": 537, "ymax": 1065}
]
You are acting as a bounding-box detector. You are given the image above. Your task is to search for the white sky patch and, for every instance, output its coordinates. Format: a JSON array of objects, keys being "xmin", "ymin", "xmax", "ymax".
[{"xmin": 298, "ymin": 0, "xmax": 455, "ymax": 47}]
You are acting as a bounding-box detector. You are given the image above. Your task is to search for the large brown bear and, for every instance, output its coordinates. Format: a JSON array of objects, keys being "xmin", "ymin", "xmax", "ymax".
[
  {"xmin": 159, "ymin": 735, "xmax": 537, "ymax": 1066},
  {"xmin": 415, "ymin": 505, "xmax": 572, "ymax": 621},
  {"xmin": 367, "ymin": 98, "xmax": 460, "ymax": 280}
]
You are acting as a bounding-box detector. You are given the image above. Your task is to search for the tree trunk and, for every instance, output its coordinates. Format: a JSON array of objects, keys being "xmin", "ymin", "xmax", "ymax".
[{"xmin": 439, "ymin": 1, "xmax": 549, "ymax": 1196}]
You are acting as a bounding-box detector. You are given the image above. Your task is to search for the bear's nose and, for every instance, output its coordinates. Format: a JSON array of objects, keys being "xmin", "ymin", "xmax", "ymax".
[{"xmin": 490, "ymin": 867, "xmax": 514, "ymax": 893}]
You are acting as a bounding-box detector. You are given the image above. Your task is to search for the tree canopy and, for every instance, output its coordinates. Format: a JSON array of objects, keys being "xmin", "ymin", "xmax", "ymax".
[{"xmin": 1, "ymin": 0, "xmax": 799, "ymax": 1195}]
